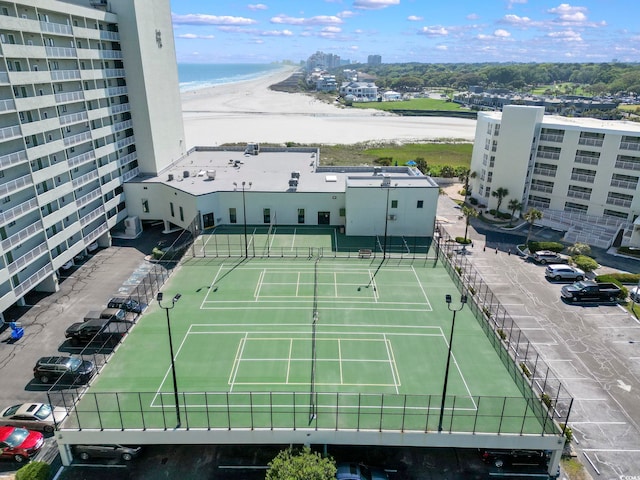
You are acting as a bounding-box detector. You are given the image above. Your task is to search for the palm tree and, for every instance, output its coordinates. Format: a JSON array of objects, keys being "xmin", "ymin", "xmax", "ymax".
[
  {"xmin": 491, "ymin": 187, "xmax": 509, "ymax": 214},
  {"xmin": 462, "ymin": 205, "xmax": 479, "ymax": 244},
  {"xmin": 507, "ymin": 199, "xmax": 523, "ymax": 227},
  {"xmin": 458, "ymin": 169, "xmax": 477, "ymax": 203},
  {"xmin": 524, "ymin": 208, "xmax": 543, "ymax": 245}
]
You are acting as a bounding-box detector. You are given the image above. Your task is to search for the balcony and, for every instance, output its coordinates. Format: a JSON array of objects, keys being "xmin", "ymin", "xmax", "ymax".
[
  {"xmin": 620, "ymin": 142, "xmax": 640, "ymax": 151},
  {"xmin": 0, "ymin": 150, "xmax": 28, "ymax": 169},
  {"xmin": 72, "ymin": 170, "xmax": 99, "ymax": 190},
  {"xmin": 578, "ymin": 138, "xmax": 603, "ymax": 147},
  {"xmin": 50, "ymin": 69, "xmax": 81, "ymax": 81},
  {"xmin": 84, "ymin": 222, "xmax": 108, "ymax": 244},
  {"xmin": 59, "ymin": 111, "xmax": 89, "ymax": 126},
  {"xmin": 45, "ymin": 46, "xmax": 77, "ymax": 58},
  {"xmin": 7, "ymin": 242, "xmax": 48, "ymax": 275},
  {"xmin": 75, "ymin": 187, "xmax": 102, "ymax": 209},
  {"xmin": 79, "ymin": 205, "xmax": 105, "ymax": 227},
  {"xmin": 0, "ymin": 125, "xmax": 22, "ymax": 142},
  {"xmin": 63, "ymin": 130, "xmax": 92, "ymax": 147},
  {"xmin": 567, "ymin": 190, "xmax": 591, "ymax": 201},
  {"xmin": 0, "ymin": 99, "xmax": 15, "ymax": 113},
  {"xmin": 606, "ymin": 197, "xmax": 632, "ymax": 208},
  {"xmin": 116, "ymin": 136, "xmax": 135, "ymax": 150},
  {"xmin": 536, "ymin": 151, "xmax": 560, "ymax": 161},
  {"xmin": 530, "ymin": 184, "xmax": 553, "ymax": 194},
  {"xmin": 610, "ymin": 179, "xmax": 638, "ymax": 190},
  {"xmin": 0, "ymin": 174, "xmax": 34, "ymax": 197},
  {"xmin": 121, "ymin": 167, "xmax": 139, "ymax": 182},
  {"xmin": 67, "ymin": 150, "xmax": 96, "ymax": 169},
  {"xmin": 106, "ymin": 86, "xmax": 128, "ymax": 97},
  {"xmin": 533, "ymin": 167, "xmax": 557, "ymax": 177},
  {"xmin": 104, "ymin": 68, "xmax": 126, "ymax": 78},
  {"xmin": 40, "ymin": 21, "xmax": 73, "ymax": 36},
  {"xmin": 55, "ymin": 91, "xmax": 85, "ymax": 104},
  {"xmin": 13, "ymin": 264, "xmax": 54, "ymax": 297},
  {"xmin": 0, "ymin": 71, "xmax": 9, "ymax": 84},
  {"xmin": 109, "ymin": 103, "xmax": 130, "ymax": 115},
  {"xmin": 113, "ymin": 119, "xmax": 133, "ymax": 132},
  {"xmin": 574, "ymin": 155, "xmax": 599, "ymax": 166},
  {"xmin": 117, "ymin": 152, "xmax": 137, "ymax": 168},
  {"xmin": 539, "ymin": 133, "xmax": 564, "ymax": 143},
  {"xmin": 570, "ymin": 173, "xmax": 596, "ymax": 184},
  {"xmin": 1, "ymin": 220, "xmax": 43, "ymax": 252},
  {"xmin": 614, "ymin": 160, "xmax": 640, "ymax": 171}
]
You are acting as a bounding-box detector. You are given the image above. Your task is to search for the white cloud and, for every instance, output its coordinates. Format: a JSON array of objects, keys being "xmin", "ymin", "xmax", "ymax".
[
  {"xmin": 270, "ymin": 14, "xmax": 343, "ymax": 25},
  {"xmin": 466, "ymin": 13, "xmax": 479, "ymax": 20},
  {"xmin": 323, "ymin": 26, "xmax": 342, "ymax": 33},
  {"xmin": 247, "ymin": 3, "xmax": 267, "ymax": 10},
  {"xmin": 547, "ymin": 4, "xmax": 588, "ymax": 23},
  {"xmin": 501, "ymin": 14, "xmax": 532, "ymax": 26},
  {"xmin": 259, "ymin": 29, "xmax": 293, "ymax": 36},
  {"xmin": 349, "ymin": 45, "xmax": 359, "ymax": 50},
  {"xmin": 494, "ymin": 29, "xmax": 511, "ymax": 37},
  {"xmin": 172, "ymin": 13, "xmax": 257, "ymax": 26},
  {"xmin": 436, "ymin": 45, "xmax": 448, "ymax": 51},
  {"xmin": 547, "ymin": 29, "xmax": 582, "ymax": 41},
  {"xmin": 177, "ymin": 33, "xmax": 215, "ymax": 39},
  {"xmin": 337, "ymin": 10, "xmax": 356, "ymax": 18},
  {"xmin": 407, "ymin": 15, "xmax": 423, "ymax": 22},
  {"xmin": 507, "ymin": 0, "xmax": 527, "ymax": 9},
  {"xmin": 418, "ymin": 26, "xmax": 449, "ymax": 36},
  {"xmin": 353, "ymin": 0, "xmax": 400, "ymax": 10}
]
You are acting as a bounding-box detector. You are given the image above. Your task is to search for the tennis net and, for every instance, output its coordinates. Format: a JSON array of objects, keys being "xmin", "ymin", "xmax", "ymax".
[{"xmin": 309, "ymin": 257, "xmax": 319, "ymax": 422}]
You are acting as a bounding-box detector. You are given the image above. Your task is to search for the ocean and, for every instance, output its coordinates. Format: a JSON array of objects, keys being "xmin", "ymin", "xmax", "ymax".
[{"xmin": 177, "ymin": 63, "xmax": 285, "ymax": 92}]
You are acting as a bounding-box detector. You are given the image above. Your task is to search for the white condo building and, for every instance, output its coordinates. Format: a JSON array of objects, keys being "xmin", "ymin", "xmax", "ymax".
[
  {"xmin": 469, "ymin": 105, "xmax": 640, "ymax": 249},
  {"xmin": 0, "ymin": 0, "xmax": 185, "ymax": 318}
]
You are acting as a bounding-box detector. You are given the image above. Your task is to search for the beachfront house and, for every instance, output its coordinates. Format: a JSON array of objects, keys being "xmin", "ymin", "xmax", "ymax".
[
  {"xmin": 339, "ymin": 81, "xmax": 378, "ymax": 102},
  {"xmin": 382, "ymin": 90, "xmax": 402, "ymax": 101}
]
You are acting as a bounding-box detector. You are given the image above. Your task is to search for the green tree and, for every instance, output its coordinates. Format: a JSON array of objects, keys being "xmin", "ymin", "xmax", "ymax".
[
  {"xmin": 524, "ymin": 208, "xmax": 543, "ymax": 245},
  {"xmin": 462, "ymin": 205, "xmax": 479, "ymax": 243},
  {"xmin": 491, "ymin": 187, "xmax": 509, "ymax": 214},
  {"xmin": 16, "ymin": 461, "xmax": 50, "ymax": 480},
  {"xmin": 414, "ymin": 157, "xmax": 428, "ymax": 175},
  {"xmin": 507, "ymin": 199, "xmax": 523, "ymax": 226},
  {"xmin": 572, "ymin": 255, "xmax": 599, "ymax": 273},
  {"xmin": 567, "ymin": 242, "xmax": 591, "ymax": 257},
  {"xmin": 266, "ymin": 446, "xmax": 336, "ymax": 480}
]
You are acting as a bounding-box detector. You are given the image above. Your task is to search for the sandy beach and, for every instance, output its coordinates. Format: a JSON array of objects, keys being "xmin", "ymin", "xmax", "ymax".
[{"xmin": 181, "ymin": 67, "xmax": 477, "ymax": 147}]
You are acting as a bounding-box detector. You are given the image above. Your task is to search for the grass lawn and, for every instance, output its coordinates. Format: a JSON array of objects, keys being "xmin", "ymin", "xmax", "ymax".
[
  {"xmin": 351, "ymin": 98, "xmax": 463, "ymax": 111},
  {"xmin": 529, "ymin": 83, "xmax": 589, "ymax": 96}
]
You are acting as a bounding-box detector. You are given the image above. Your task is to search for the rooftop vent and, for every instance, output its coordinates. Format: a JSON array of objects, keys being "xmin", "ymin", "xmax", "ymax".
[
  {"xmin": 381, "ymin": 175, "xmax": 391, "ymax": 186},
  {"xmin": 291, "ymin": 171, "xmax": 300, "ymax": 179},
  {"xmin": 167, "ymin": 173, "xmax": 174, "ymax": 181},
  {"xmin": 374, "ymin": 167, "xmax": 382, "ymax": 175},
  {"xmin": 206, "ymin": 170, "xmax": 216, "ymax": 180},
  {"xmin": 288, "ymin": 179, "xmax": 298, "ymax": 188},
  {"xmin": 183, "ymin": 170, "xmax": 190, "ymax": 178}
]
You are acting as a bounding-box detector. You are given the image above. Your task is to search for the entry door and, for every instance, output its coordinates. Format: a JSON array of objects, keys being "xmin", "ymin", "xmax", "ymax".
[
  {"xmin": 202, "ymin": 212, "xmax": 215, "ymax": 229},
  {"xmin": 318, "ymin": 211, "xmax": 330, "ymax": 225}
]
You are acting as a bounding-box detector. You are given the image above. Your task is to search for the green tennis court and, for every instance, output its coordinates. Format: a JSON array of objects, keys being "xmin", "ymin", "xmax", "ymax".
[{"xmin": 61, "ymin": 230, "xmax": 551, "ymax": 435}]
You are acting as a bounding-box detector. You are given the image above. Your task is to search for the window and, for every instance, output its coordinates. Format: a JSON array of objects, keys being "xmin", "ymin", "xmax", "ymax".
[
  {"xmin": 229, "ymin": 208, "xmax": 237, "ymax": 223},
  {"xmin": 564, "ymin": 201, "xmax": 588, "ymax": 213},
  {"xmin": 297, "ymin": 208, "xmax": 304, "ymax": 224},
  {"xmin": 169, "ymin": 202, "xmax": 174, "ymax": 217},
  {"xmin": 391, "ymin": 200, "xmax": 398, "ymax": 208},
  {"xmin": 417, "ymin": 200, "xmax": 424, "ymax": 208},
  {"xmin": 179, "ymin": 206, "xmax": 184, "ymax": 222},
  {"xmin": 142, "ymin": 199, "xmax": 149, "ymax": 213},
  {"xmin": 2, "ymin": 196, "xmax": 10, "ymax": 204},
  {"xmin": 263, "ymin": 208, "xmax": 271, "ymax": 224},
  {"xmin": 484, "ymin": 186, "xmax": 491, "ymax": 197},
  {"xmin": 339, "ymin": 208, "xmax": 346, "ymax": 217}
]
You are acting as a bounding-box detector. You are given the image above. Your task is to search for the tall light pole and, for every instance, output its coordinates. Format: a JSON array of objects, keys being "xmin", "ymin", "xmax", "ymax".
[
  {"xmin": 157, "ymin": 291, "xmax": 182, "ymax": 428},
  {"xmin": 234, "ymin": 181, "xmax": 251, "ymax": 258},
  {"xmin": 381, "ymin": 178, "xmax": 397, "ymax": 259},
  {"xmin": 438, "ymin": 293, "xmax": 467, "ymax": 432}
]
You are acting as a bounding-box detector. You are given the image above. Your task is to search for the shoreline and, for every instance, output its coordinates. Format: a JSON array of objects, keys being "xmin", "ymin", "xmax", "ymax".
[
  {"xmin": 180, "ymin": 67, "xmax": 478, "ymax": 147},
  {"xmin": 179, "ymin": 64, "xmax": 296, "ymax": 94}
]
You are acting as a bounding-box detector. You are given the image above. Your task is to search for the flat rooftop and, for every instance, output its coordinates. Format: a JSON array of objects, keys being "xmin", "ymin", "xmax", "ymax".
[
  {"xmin": 482, "ymin": 110, "xmax": 640, "ymax": 133},
  {"xmin": 136, "ymin": 146, "xmax": 436, "ymax": 195}
]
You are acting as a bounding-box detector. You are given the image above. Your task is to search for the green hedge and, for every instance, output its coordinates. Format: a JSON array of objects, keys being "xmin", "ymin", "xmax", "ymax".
[
  {"xmin": 16, "ymin": 462, "xmax": 50, "ymax": 480},
  {"xmin": 528, "ymin": 241, "xmax": 565, "ymax": 253},
  {"xmin": 618, "ymin": 246, "xmax": 640, "ymax": 258},
  {"xmin": 596, "ymin": 273, "xmax": 640, "ymax": 284},
  {"xmin": 455, "ymin": 236, "xmax": 472, "ymax": 244}
]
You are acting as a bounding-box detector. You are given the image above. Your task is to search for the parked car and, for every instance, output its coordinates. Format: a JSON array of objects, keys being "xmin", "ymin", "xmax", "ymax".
[
  {"xmin": 480, "ymin": 449, "xmax": 548, "ymax": 468},
  {"xmin": 0, "ymin": 403, "xmax": 67, "ymax": 433},
  {"xmin": 83, "ymin": 308, "xmax": 127, "ymax": 323},
  {"xmin": 60, "ymin": 260, "xmax": 74, "ymax": 271},
  {"xmin": 107, "ymin": 297, "xmax": 146, "ymax": 314},
  {"xmin": 65, "ymin": 318, "xmax": 132, "ymax": 346},
  {"xmin": 544, "ymin": 264, "xmax": 585, "ymax": 281},
  {"xmin": 73, "ymin": 444, "xmax": 141, "ymax": 462},
  {"xmin": 87, "ymin": 242, "xmax": 99, "ymax": 252},
  {"xmin": 630, "ymin": 286, "xmax": 640, "ymax": 302},
  {"xmin": 336, "ymin": 462, "xmax": 389, "ymax": 480},
  {"xmin": 0, "ymin": 426, "xmax": 44, "ymax": 463},
  {"xmin": 33, "ymin": 356, "xmax": 96, "ymax": 385},
  {"xmin": 532, "ymin": 250, "xmax": 570, "ymax": 264},
  {"xmin": 561, "ymin": 280, "xmax": 622, "ymax": 302}
]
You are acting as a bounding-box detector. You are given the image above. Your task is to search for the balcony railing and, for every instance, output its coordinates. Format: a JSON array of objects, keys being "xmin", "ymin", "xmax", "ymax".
[
  {"xmin": 567, "ymin": 190, "xmax": 591, "ymax": 201},
  {"xmin": 121, "ymin": 167, "xmax": 139, "ymax": 182},
  {"xmin": 113, "ymin": 119, "xmax": 133, "ymax": 132},
  {"xmin": 0, "ymin": 98, "xmax": 15, "ymax": 112},
  {"xmin": 539, "ymin": 133, "xmax": 564, "ymax": 143},
  {"xmin": 84, "ymin": 222, "xmax": 108, "ymax": 244},
  {"xmin": 40, "ymin": 21, "xmax": 73, "ymax": 36},
  {"xmin": 104, "ymin": 68, "xmax": 125, "ymax": 78},
  {"xmin": 117, "ymin": 152, "xmax": 137, "ymax": 168},
  {"xmin": 7, "ymin": 242, "xmax": 48, "ymax": 275},
  {"xmin": 45, "ymin": 46, "xmax": 77, "ymax": 57},
  {"xmin": 0, "ymin": 174, "xmax": 33, "ymax": 197},
  {"xmin": 106, "ymin": 86, "xmax": 128, "ymax": 97},
  {"xmin": 536, "ymin": 151, "xmax": 560, "ymax": 160},
  {"xmin": 55, "ymin": 91, "xmax": 85, "ymax": 104},
  {"xmin": 578, "ymin": 138, "xmax": 603, "ymax": 147},
  {"xmin": 109, "ymin": 103, "xmax": 130, "ymax": 115},
  {"xmin": 50, "ymin": 69, "xmax": 81, "ymax": 81},
  {"xmin": 0, "ymin": 150, "xmax": 27, "ymax": 169},
  {"xmin": 75, "ymin": 188, "xmax": 102, "ymax": 209},
  {"xmin": 570, "ymin": 173, "xmax": 596, "ymax": 183},
  {"xmin": 0, "ymin": 125, "xmax": 21, "ymax": 141},
  {"xmin": 116, "ymin": 136, "xmax": 135, "ymax": 150},
  {"xmin": 530, "ymin": 184, "xmax": 553, "ymax": 194},
  {"xmin": 0, "ymin": 198, "xmax": 39, "ymax": 226},
  {"xmin": 13, "ymin": 264, "xmax": 54, "ymax": 297},
  {"xmin": 606, "ymin": 197, "xmax": 632, "ymax": 208},
  {"xmin": 1, "ymin": 220, "xmax": 43, "ymax": 251},
  {"xmin": 67, "ymin": 150, "xmax": 96, "ymax": 169},
  {"xmin": 99, "ymin": 50, "xmax": 123, "ymax": 59},
  {"xmin": 574, "ymin": 155, "xmax": 599, "ymax": 166},
  {"xmin": 533, "ymin": 168, "xmax": 557, "ymax": 177},
  {"xmin": 620, "ymin": 142, "xmax": 640, "ymax": 151},
  {"xmin": 63, "ymin": 131, "xmax": 92, "ymax": 147},
  {"xmin": 72, "ymin": 170, "xmax": 98, "ymax": 189},
  {"xmin": 0, "ymin": 71, "xmax": 9, "ymax": 84},
  {"xmin": 59, "ymin": 111, "xmax": 88, "ymax": 126},
  {"xmin": 610, "ymin": 179, "xmax": 638, "ymax": 190},
  {"xmin": 79, "ymin": 205, "xmax": 105, "ymax": 227},
  {"xmin": 615, "ymin": 160, "xmax": 640, "ymax": 171}
]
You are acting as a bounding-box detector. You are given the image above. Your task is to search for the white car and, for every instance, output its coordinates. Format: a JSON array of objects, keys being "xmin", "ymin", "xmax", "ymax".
[
  {"xmin": 0, "ymin": 403, "xmax": 67, "ymax": 433},
  {"xmin": 87, "ymin": 242, "xmax": 99, "ymax": 252},
  {"xmin": 630, "ymin": 286, "xmax": 640, "ymax": 302},
  {"xmin": 532, "ymin": 250, "xmax": 570, "ymax": 265},
  {"xmin": 544, "ymin": 265, "xmax": 585, "ymax": 281},
  {"xmin": 60, "ymin": 260, "xmax": 74, "ymax": 271}
]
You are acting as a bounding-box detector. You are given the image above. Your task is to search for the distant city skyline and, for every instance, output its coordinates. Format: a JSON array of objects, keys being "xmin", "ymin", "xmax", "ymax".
[{"xmin": 170, "ymin": 0, "xmax": 640, "ymax": 64}]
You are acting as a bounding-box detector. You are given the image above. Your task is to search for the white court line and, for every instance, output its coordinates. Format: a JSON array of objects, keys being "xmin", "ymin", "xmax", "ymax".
[
  {"xmin": 411, "ymin": 265, "xmax": 432, "ymax": 310},
  {"xmin": 227, "ymin": 335, "xmax": 245, "ymax": 386},
  {"xmin": 188, "ymin": 322, "xmax": 442, "ymax": 330},
  {"xmin": 229, "ymin": 332, "xmax": 248, "ymax": 392},
  {"xmin": 254, "ymin": 269, "xmax": 265, "ymax": 301},
  {"xmin": 338, "ymin": 338, "xmax": 344, "ymax": 384},
  {"xmin": 296, "ymin": 272, "xmax": 300, "ymax": 297},
  {"xmin": 200, "ymin": 263, "xmax": 224, "ymax": 309},
  {"xmin": 201, "ymin": 305, "xmax": 433, "ymax": 312},
  {"xmin": 334, "ymin": 272, "xmax": 338, "ymax": 297},
  {"xmin": 286, "ymin": 339, "xmax": 293, "ymax": 384},
  {"xmin": 384, "ymin": 334, "xmax": 399, "ymax": 394},
  {"xmin": 290, "ymin": 229, "xmax": 296, "ymax": 250}
]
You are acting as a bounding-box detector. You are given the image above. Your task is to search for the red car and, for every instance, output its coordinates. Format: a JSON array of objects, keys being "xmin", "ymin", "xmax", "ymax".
[{"xmin": 0, "ymin": 425, "xmax": 44, "ymax": 463}]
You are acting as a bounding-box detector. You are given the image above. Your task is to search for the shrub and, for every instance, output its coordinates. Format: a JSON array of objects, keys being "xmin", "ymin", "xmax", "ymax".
[
  {"xmin": 482, "ymin": 306, "xmax": 492, "ymax": 318},
  {"xmin": 469, "ymin": 197, "xmax": 478, "ymax": 206},
  {"xmin": 468, "ymin": 286, "xmax": 476, "ymax": 295},
  {"xmin": 152, "ymin": 247, "xmax": 164, "ymax": 260},
  {"xmin": 596, "ymin": 273, "xmax": 640, "ymax": 284},
  {"xmin": 527, "ymin": 241, "xmax": 565, "ymax": 253},
  {"xmin": 572, "ymin": 255, "xmax": 599, "ymax": 272},
  {"xmin": 559, "ymin": 423, "xmax": 574, "ymax": 444},
  {"xmin": 455, "ymin": 266, "xmax": 462, "ymax": 275},
  {"xmin": 455, "ymin": 236, "xmax": 472, "ymax": 244},
  {"xmin": 16, "ymin": 462, "xmax": 50, "ymax": 480},
  {"xmin": 618, "ymin": 246, "xmax": 640, "ymax": 258},
  {"xmin": 458, "ymin": 188, "xmax": 467, "ymax": 196},
  {"xmin": 520, "ymin": 362, "xmax": 531, "ymax": 378},
  {"xmin": 374, "ymin": 157, "xmax": 393, "ymax": 166},
  {"xmin": 497, "ymin": 328, "xmax": 506, "ymax": 340},
  {"xmin": 541, "ymin": 393, "xmax": 552, "ymax": 408}
]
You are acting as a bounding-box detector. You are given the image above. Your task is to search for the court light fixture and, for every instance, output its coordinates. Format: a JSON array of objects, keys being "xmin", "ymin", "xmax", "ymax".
[
  {"xmin": 438, "ymin": 293, "xmax": 467, "ymax": 432},
  {"xmin": 233, "ymin": 181, "xmax": 251, "ymax": 258},
  {"xmin": 157, "ymin": 290, "xmax": 182, "ymax": 428}
]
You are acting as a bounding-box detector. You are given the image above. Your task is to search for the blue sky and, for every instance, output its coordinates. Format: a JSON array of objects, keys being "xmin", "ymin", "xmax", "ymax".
[{"xmin": 170, "ymin": 1, "xmax": 640, "ymax": 64}]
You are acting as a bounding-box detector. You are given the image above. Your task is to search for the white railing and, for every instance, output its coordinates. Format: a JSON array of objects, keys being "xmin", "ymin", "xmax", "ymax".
[
  {"xmin": 45, "ymin": 46, "xmax": 76, "ymax": 57},
  {"xmin": 0, "ymin": 125, "xmax": 21, "ymax": 141},
  {"xmin": 574, "ymin": 155, "xmax": 599, "ymax": 165},
  {"xmin": 0, "ymin": 174, "xmax": 33, "ymax": 197},
  {"xmin": 13, "ymin": 264, "xmax": 54, "ymax": 297},
  {"xmin": 578, "ymin": 138, "xmax": 603, "ymax": 147},
  {"xmin": 106, "ymin": 86, "xmax": 128, "ymax": 97},
  {"xmin": 75, "ymin": 187, "xmax": 101, "ymax": 208},
  {"xmin": 117, "ymin": 152, "xmax": 137, "ymax": 168},
  {"xmin": 7, "ymin": 242, "xmax": 48, "ymax": 275},
  {"xmin": 59, "ymin": 111, "xmax": 88, "ymax": 126},
  {"xmin": 116, "ymin": 136, "xmax": 135, "ymax": 150},
  {"xmin": 606, "ymin": 197, "xmax": 632, "ymax": 208},
  {"xmin": 113, "ymin": 119, "xmax": 132, "ymax": 132},
  {"xmin": 620, "ymin": 142, "xmax": 640, "ymax": 151},
  {"xmin": 55, "ymin": 91, "xmax": 84, "ymax": 103},
  {"xmin": 72, "ymin": 170, "xmax": 98, "ymax": 189},
  {"xmin": 1, "ymin": 220, "xmax": 43, "ymax": 251},
  {"xmin": 536, "ymin": 151, "xmax": 560, "ymax": 160},
  {"xmin": 0, "ymin": 198, "xmax": 39, "ymax": 226},
  {"xmin": 615, "ymin": 160, "xmax": 640, "ymax": 171},
  {"xmin": 104, "ymin": 68, "xmax": 125, "ymax": 78},
  {"xmin": 570, "ymin": 173, "xmax": 596, "ymax": 183},
  {"xmin": 530, "ymin": 184, "xmax": 553, "ymax": 194},
  {"xmin": 0, "ymin": 98, "xmax": 15, "ymax": 112},
  {"xmin": 99, "ymin": 30, "xmax": 120, "ymax": 41},
  {"xmin": 539, "ymin": 133, "xmax": 564, "ymax": 143},
  {"xmin": 79, "ymin": 204, "xmax": 105, "ymax": 226},
  {"xmin": 567, "ymin": 190, "xmax": 591, "ymax": 201},
  {"xmin": 109, "ymin": 103, "xmax": 130, "ymax": 115},
  {"xmin": 610, "ymin": 179, "xmax": 638, "ymax": 190},
  {"xmin": 50, "ymin": 69, "xmax": 81, "ymax": 81},
  {"xmin": 63, "ymin": 130, "xmax": 92, "ymax": 147},
  {"xmin": 121, "ymin": 167, "xmax": 139, "ymax": 182},
  {"xmin": 67, "ymin": 150, "xmax": 96, "ymax": 169},
  {"xmin": 533, "ymin": 168, "xmax": 557, "ymax": 177},
  {"xmin": 40, "ymin": 21, "xmax": 72, "ymax": 35},
  {"xmin": 84, "ymin": 222, "xmax": 108, "ymax": 244},
  {"xmin": 0, "ymin": 150, "xmax": 27, "ymax": 169},
  {"xmin": 99, "ymin": 50, "xmax": 123, "ymax": 59}
]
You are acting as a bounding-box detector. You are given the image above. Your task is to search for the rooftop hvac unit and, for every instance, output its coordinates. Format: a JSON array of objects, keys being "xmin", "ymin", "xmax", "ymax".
[
  {"xmin": 167, "ymin": 173, "xmax": 174, "ymax": 181},
  {"xmin": 381, "ymin": 175, "xmax": 391, "ymax": 186},
  {"xmin": 288, "ymin": 179, "xmax": 298, "ymax": 188},
  {"xmin": 183, "ymin": 170, "xmax": 190, "ymax": 178},
  {"xmin": 291, "ymin": 171, "xmax": 300, "ymax": 179},
  {"xmin": 206, "ymin": 170, "xmax": 216, "ymax": 179},
  {"xmin": 373, "ymin": 167, "xmax": 382, "ymax": 175}
]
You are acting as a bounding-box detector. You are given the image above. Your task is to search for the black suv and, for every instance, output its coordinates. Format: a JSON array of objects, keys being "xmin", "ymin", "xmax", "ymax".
[
  {"xmin": 33, "ymin": 356, "xmax": 96, "ymax": 384},
  {"xmin": 107, "ymin": 297, "xmax": 146, "ymax": 314},
  {"xmin": 65, "ymin": 319, "xmax": 110, "ymax": 346},
  {"xmin": 480, "ymin": 449, "xmax": 549, "ymax": 468}
]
